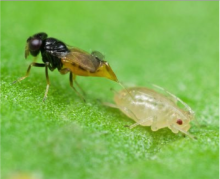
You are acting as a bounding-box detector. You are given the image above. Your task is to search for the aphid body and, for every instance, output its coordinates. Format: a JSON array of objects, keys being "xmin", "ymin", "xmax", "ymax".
[{"xmin": 108, "ymin": 86, "xmax": 194, "ymax": 137}]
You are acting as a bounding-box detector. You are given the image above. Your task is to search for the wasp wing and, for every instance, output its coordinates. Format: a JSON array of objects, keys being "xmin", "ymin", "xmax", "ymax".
[
  {"xmin": 60, "ymin": 48, "xmax": 100, "ymax": 73},
  {"xmin": 91, "ymin": 51, "xmax": 105, "ymax": 61},
  {"xmin": 53, "ymin": 47, "xmax": 118, "ymax": 82}
]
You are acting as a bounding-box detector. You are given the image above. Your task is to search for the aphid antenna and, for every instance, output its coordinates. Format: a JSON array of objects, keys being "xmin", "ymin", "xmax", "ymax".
[
  {"xmin": 173, "ymin": 125, "xmax": 196, "ymax": 140},
  {"xmin": 192, "ymin": 115, "xmax": 200, "ymax": 128},
  {"xmin": 152, "ymin": 84, "xmax": 194, "ymax": 115}
]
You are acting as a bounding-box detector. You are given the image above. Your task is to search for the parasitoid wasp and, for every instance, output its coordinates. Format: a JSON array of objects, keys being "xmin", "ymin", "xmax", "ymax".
[{"xmin": 13, "ymin": 32, "xmax": 119, "ymax": 101}]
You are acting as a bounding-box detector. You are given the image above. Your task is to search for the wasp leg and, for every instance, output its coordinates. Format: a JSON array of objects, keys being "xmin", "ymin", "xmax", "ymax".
[
  {"xmin": 69, "ymin": 72, "xmax": 86, "ymax": 102},
  {"xmin": 71, "ymin": 73, "xmax": 86, "ymax": 96},
  {"xmin": 12, "ymin": 62, "xmax": 45, "ymax": 84},
  {"xmin": 43, "ymin": 62, "xmax": 50, "ymax": 102}
]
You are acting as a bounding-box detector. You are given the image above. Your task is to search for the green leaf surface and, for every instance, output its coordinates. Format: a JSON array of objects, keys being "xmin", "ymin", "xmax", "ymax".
[{"xmin": 1, "ymin": 2, "xmax": 219, "ymax": 179}]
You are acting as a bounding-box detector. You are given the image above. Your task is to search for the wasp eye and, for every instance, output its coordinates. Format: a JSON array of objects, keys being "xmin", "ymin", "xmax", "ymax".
[
  {"xmin": 176, "ymin": 119, "xmax": 183, "ymax": 125},
  {"xmin": 29, "ymin": 38, "xmax": 42, "ymax": 51}
]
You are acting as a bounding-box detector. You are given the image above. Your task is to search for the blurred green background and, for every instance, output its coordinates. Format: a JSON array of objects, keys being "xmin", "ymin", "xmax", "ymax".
[{"xmin": 1, "ymin": 1, "xmax": 219, "ymax": 179}]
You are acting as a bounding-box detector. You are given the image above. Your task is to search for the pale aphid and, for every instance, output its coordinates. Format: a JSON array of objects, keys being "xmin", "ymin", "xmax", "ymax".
[{"xmin": 105, "ymin": 85, "xmax": 195, "ymax": 139}]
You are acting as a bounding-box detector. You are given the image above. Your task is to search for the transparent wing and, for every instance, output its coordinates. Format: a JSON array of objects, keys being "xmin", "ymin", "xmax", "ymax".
[
  {"xmin": 91, "ymin": 51, "xmax": 105, "ymax": 61},
  {"xmin": 60, "ymin": 48, "xmax": 101, "ymax": 72}
]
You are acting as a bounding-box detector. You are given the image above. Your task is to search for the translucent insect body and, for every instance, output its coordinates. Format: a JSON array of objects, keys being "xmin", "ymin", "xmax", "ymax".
[{"xmin": 106, "ymin": 86, "xmax": 195, "ymax": 138}]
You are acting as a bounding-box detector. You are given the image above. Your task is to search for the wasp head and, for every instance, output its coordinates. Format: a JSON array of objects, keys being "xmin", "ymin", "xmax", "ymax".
[{"xmin": 25, "ymin": 32, "xmax": 48, "ymax": 58}]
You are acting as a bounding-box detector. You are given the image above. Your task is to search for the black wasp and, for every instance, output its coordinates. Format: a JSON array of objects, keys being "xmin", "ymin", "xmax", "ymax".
[{"xmin": 13, "ymin": 32, "xmax": 119, "ymax": 101}]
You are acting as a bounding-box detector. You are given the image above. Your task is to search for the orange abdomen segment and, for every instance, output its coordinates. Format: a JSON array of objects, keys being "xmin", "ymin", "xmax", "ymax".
[{"xmin": 62, "ymin": 60, "xmax": 118, "ymax": 82}]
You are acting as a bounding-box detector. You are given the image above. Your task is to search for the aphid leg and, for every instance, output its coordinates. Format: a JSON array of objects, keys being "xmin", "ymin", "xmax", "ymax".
[
  {"xmin": 72, "ymin": 73, "xmax": 86, "ymax": 96},
  {"xmin": 69, "ymin": 72, "xmax": 86, "ymax": 102},
  {"xmin": 102, "ymin": 102, "xmax": 118, "ymax": 108},
  {"xmin": 152, "ymin": 84, "xmax": 194, "ymax": 114},
  {"xmin": 43, "ymin": 62, "xmax": 50, "ymax": 101},
  {"xmin": 193, "ymin": 117, "xmax": 200, "ymax": 127},
  {"xmin": 124, "ymin": 108, "xmax": 147, "ymax": 129},
  {"xmin": 173, "ymin": 125, "xmax": 196, "ymax": 140},
  {"xmin": 151, "ymin": 117, "xmax": 158, "ymax": 131},
  {"xmin": 12, "ymin": 62, "xmax": 45, "ymax": 84},
  {"xmin": 129, "ymin": 118, "xmax": 153, "ymax": 129},
  {"xmin": 129, "ymin": 122, "xmax": 140, "ymax": 129}
]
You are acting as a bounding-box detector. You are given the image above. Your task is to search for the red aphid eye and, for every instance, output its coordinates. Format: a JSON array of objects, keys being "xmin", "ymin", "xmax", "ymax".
[{"xmin": 176, "ymin": 119, "xmax": 183, "ymax": 125}]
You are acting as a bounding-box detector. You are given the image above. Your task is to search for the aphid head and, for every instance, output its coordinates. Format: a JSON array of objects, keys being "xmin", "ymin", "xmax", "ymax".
[
  {"xmin": 174, "ymin": 118, "xmax": 190, "ymax": 131},
  {"xmin": 170, "ymin": 110, "xmax": 195, "ymax": 139},
  {"xmin": 174, "ymin": 111, "xmax": 190, "ymax": 129},
  {"xmin": 25, "ymin": 32, "xmax": 48, "ymax": 58}
]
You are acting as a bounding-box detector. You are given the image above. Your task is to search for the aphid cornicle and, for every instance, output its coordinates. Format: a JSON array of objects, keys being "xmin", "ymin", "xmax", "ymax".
[
  {"xmin": 13, "ymin": 32, "xmax": 119, "ymax": 101},
  {"xmin": 105, "ymin": 85, "xmax": 195, "ymax": 138}
]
